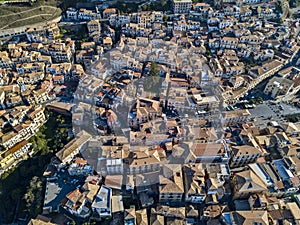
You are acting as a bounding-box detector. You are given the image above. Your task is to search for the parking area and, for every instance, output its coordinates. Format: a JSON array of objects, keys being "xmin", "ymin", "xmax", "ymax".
[{"xmin": 249, "ymin": 101, "xmax": 300, "ymax": 127}]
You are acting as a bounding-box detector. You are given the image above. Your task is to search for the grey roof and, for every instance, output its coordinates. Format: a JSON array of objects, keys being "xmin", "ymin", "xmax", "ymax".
[
  {"xmin": 92, "ymin": 185, "xmax": 111, "ymax": 209},
  {"xmin": 43, "ymin": 179, "xmax": 75, "ymax": 211}
]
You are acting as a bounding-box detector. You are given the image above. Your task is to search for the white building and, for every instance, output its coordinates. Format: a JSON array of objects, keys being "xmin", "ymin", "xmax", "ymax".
[
  {"xmin": 92, "ymin": 185, "xmax": 112, "ymax": 218},
  {"xmin": 66, "ymin": 8, "xmax": 78, "ymax": 20},
  {"xmin": 172, "ymin": 0, "xmax": 192, "ymax": 14}
]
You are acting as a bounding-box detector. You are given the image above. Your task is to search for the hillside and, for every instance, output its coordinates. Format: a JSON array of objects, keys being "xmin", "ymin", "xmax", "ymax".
[{"xmin": 0, "ymin": 0, "xmax": 62, "ymax": 30}]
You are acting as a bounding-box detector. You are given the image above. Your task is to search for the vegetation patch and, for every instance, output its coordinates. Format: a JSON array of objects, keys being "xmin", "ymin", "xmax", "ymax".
[
  {"xmin": 0, "ymin": 0, "xmax": 61, "ymax": 30},
  {"xmin": 0, "ymin": 110, "xmax": 72, "ymax": 223}
]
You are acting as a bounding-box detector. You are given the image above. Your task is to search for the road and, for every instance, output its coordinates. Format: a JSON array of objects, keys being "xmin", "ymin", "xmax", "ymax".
[
  {"xmin": 0, "ymin": 13, "xmax": 55, "ymax": 30},
  {"xmin": 0, "ymin": 5, "xmax": 57, "ymax": 18}
]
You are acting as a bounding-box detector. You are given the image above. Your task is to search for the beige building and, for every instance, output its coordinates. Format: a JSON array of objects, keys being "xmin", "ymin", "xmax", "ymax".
[
  {"xmin": 233, "ymin": 170, "xmax": 268, "ymax": 199},
  {"xmin": 87, "ymin": 20, "xmax": 101, "ymax": 34},
  {"xmin": 129, "ymin": 149, "xmax": 161, "ymax": 175},
  {"xmin": 159, "ymin": 164, "xmax": 184, "ymax": 203},
  {"xmin": 183, "ymin": 163, "xmax": 206, "ymax": 203},
  {"xmin": 230, "ymin": 145, "xmax": 262, "ymax": 167},
  {"xmin": 224, "ymin": 211, "xmax": 269, "ymax": 225},
  {"xmin": 223, "ymin": 109, "xmax": 251, "ymax": 126}
]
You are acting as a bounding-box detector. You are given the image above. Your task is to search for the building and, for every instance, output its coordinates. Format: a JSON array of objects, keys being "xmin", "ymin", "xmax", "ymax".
[
  {"xmin": 68, "ymin": 157, "xmax": 93, "ymax": 176},
  {"xmin": 172, "ymin": 0, "xmax": 192, "ymax": 14},
  {"xmin": 66, "ymin": 8, "xmax": 78, "ymax": 20},
  {"xmin": 233, "ymin": 170, "xmax": 268, "ymax": 199},
  {"xmin": 128, "ymin": 98, "xmax": 161, "ymax": 128},
  {"xmin": 159, "ymin": 164, "xmax": 184, "ymax": 203},
  {"xmin": 61, "ymin": 188, "xmax": 90, "ymax": 218},
  {"xmin": 190, "ymin": 142, "xmax": 230, "ymax": 163},
  {"xmin": 249, "ymin": 60, "xmax": 283, "ymax": 83},
  {"xmin": 264, "ymin": 76, "xmax": 294, "ymax": 98},
  {"xmin": 124, "ymin": 207, "xmax": 136, "ymax": 225},
  {"xmin": 92, "ymin": 185, "xmax": 112, "ymax": 219},
  {"xmin": 87, "ymin": 20, "xmax": 101, "ymax": 34},
  {"xmin": 183, "ymin": 163, "xmax": 206, "ymax": 203},
  {"xmin": 129, "ymin": 149, "xmax": 161, "ymax": 175},
  {"xmin": 230, "ymin": 145, "xmax": 262, "ymax": 168},
  {"xmin": 56, "ymin": 130, "xmax": 92, "ymax": 164},
  {"xmin": 103, "ymin": 8, "xmax": 117, "ymax": 19},
  {"xmin": 222, "ymin": 211, "xmax": 269, "ymax": 225},
  {"xmin": 28, "ymin": 215, "xmax": 56, "ymax": 225},
  {"xmin": 223, "ymin": 109, "xmax": 251, "ymax": 126}
]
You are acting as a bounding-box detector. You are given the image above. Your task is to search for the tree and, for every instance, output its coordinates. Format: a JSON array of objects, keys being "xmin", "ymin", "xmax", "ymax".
[
  {"xmin": 257, "ymin": 6, "xmax": 261, "ymax": 15},
  {"xmin": 256, "ymin": 97, "xmax": 263, "ymax": 103},
  {"xmin": 163, "ymin": 14, "xmax": 168, "ymax": 22},
  {"xmin": 11, "ymin": 189, "xmax": 22, "ymax": 201},
  {"xmin": 144, "ymin": 62, "xmax": 161, "ymax": 94},
  {"xmin": 24, "ymin": 176, "xmax": 43, "ymax": 217},
  {"xmin": 149, "ymin": 61, "xmax": 159, "ymax": 77}
]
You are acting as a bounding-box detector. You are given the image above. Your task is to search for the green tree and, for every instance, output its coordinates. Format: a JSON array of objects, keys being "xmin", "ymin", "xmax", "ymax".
[
  {"xmin": 11, "ymin": 189, "xmax": 22, "ymax": 201},
  {"xmin": 149, "ymin": 61, "xmax": 159, "ymax": 77},
  {"xmin": 163, "ymin": 14, "xmax": 168, "ymax": 22},
  {"xmin": 144, "ymin": 62, "xmax": 161, "ymax": 94}
]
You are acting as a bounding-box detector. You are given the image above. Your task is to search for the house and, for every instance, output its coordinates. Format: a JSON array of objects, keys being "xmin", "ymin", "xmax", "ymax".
[
  {"xmin": 249, "ymin": 60, "xmax": 283, "ymax": 83},
  {"xmin": 66, "ymin": 8, "xmax": 78, "ymax": 20},
  {"xmin": 183, "ymin": 163, "xmax": 206, "ymax": 203},
  {"xmin": 190, "ymin": 127, "xmax": 218, "ymax": 143},
  {"xmin": 100, "ymin": 144, "xmax": 129, "ymax": 175},
  {"xmin": 61, "ymin": 188, "xmax": 90, "ymax": 218},
  {"xmin": 222, "ymin": 210, "xmax": 269, "ymax": 225},
  {"xmin": 246, "ymin": 163, "xmax": 278, "ymax": 191},
  {"xmin": 56, "ymin": 130, "xmax": 92, "ymax": 164},
  {"xmin": 68, "ymin": 157, "xmax": 93, "ymax": 176},
  {"xmin": 124, "ymin": 207, "xmax": 136, "ymax": 225},
  {"xmin": 229, "ymin": 76, "xmax": 245, "ymax": 90},
  {"xmin": 155, "ymin": 205, "xmax": 185, "ymax": 219},
  {"xmin": 25, "ymin": 89, "xmax": 49, "ymax": 106},
  {"xmin": 78, "ymin": 8, "xmax": 101, "ymax": 21},
  {"xmin": 87, "ymin": 20, "xmax": 101, "ymax": 35},
  {"xmin": 82, "ymin": 180, "xmax": 101, "ymax": 203},
  {"xmin": 220, "ymin": 37, "xmax": 239, "ymax": 49},
  {"xmin": 28, "ymin": 215, "xmax": 56, "ymax": 225},
  {"xmin": 150, "ymin": 208, "xmax": 164, "ymax": 225},
  {"xmin": 103, "ymin": 8, "xmax": 117, "ymax": 19},
  {"xmin": 52, "ymin": 75, "xmax": 64, "ymax": 84},
  {"xmin": 232, "ymin": 169, "xmax": 268, "ymax": 199},
  {"xmin": 128, "ymin": 98, "xmax": 161, "ymax": 128},
  {"xmin": 135, "ymin": 172, "xmax": 158, "ymax": 207},
  {"xmin": 203, "ymin": 204, "xmax": 222, "ymax": 219},
  {"xmin": 189, "ymin": 142, "xmax": 230, "ymax": 163},
  {"xmin": 230, "ymin": 145, "xmax": 262, "ymax": 167},
  {"xmin": 129, "ymin": 149, "xmax": 161, "ymax": 175},
  {"xmin": 103, "ymin": 37, "xmax": 113, "ymax": 50},
  {"xmin": 0, "ymin": 140, "xmax": 33, "ymax": 174},
  {"xmin": 159, "ymin": 164, "xmax": 184, "ymax": 203},
  {"xmin": 43, "ymin": 179, "xmax": 71, "ymax": 214},
  {"xmin": 286, "ymin": 202, "xmax": 300, "ymax": 224},
  {"xmin": 136, "ymin": 209, "xmax": 148, "ymax": 225},
  {"xmin": 186, "ymin": 205, "xmax": 199, "ymax": 224},
  {"xmin": 223, "ymin": 109, "xmax": 251, "ymax": 126},
  {"xmin": 268, "ymin": 209, "xmax": 295, "ymax": 225},
  {"xmin": 191, "ymin": 94, "xmax": 219, "ymax": 111},
  {"xmin": 0, "ymin": 130, "xmax": 21, "ymax": 149},
  {"xmin": 92, "ymin": 185, "xmax": 112, "ymax": 219}
]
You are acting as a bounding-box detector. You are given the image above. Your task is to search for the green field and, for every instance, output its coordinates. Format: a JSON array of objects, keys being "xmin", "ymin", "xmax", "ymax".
[{"xmin": 0, "ymin": 0, "xmax": 62, "ymax": 30}]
